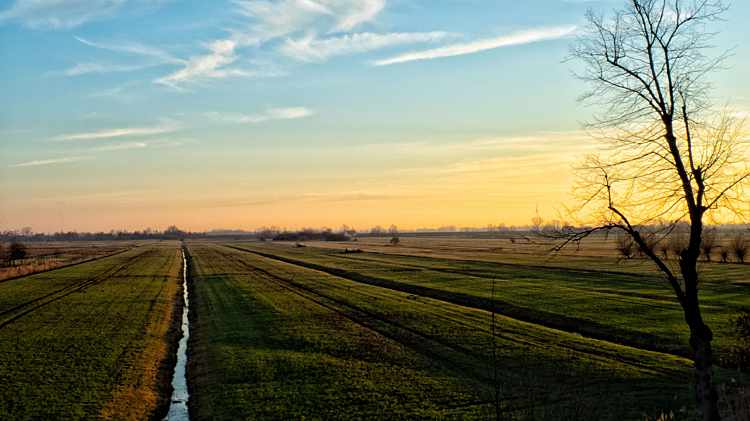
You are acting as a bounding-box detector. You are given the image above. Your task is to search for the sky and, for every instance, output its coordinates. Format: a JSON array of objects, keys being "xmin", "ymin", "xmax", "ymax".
[{"xmin": 0, "ymin": 0, "xmax": 748, "ymax": 233}]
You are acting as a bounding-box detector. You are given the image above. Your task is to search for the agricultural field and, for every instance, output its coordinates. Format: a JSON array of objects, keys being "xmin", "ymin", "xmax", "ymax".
[
  {"xmin": 0, "ymin": 241, "xmax": 135, "ymax": 282},
  {"xmin": 185, "ymin": 241, "xmax": 744, "ymax": 420},
  {"xmin": 1, "ymin": 237, "xmax": 746, "ymax": 420},
  {"xmin": 298, "ymin": 233, "xmax": 750, "ymax": 281},
  {"xmin": 0, "ymin": 242, "xmax": 183, "ymax": 419},
  {"xmin": 228, "ymin": 239, "xmax": 750, "ymax": 360}
]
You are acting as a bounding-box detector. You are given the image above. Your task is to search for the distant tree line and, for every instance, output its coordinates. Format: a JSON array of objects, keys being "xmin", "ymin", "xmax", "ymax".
[{"xmin": 0, "ymin": 225, "xmax": 204, "ymax": 242}]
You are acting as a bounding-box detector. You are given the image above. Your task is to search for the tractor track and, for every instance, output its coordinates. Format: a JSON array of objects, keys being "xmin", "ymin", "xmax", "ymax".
[
  {"xmin": 225, "ymin": 245, "xmax": 689, "ymax": 380},
  {"xmin": 227, "ymin": 245, "xmax": 693, "ymax": 361},
  {"xmin": 210, "ymin": 246, "xmax": 686, "ymax": 407},
  {"xmin": 0, "ymin": 249, "xmax": 153, "ymax": 330}
]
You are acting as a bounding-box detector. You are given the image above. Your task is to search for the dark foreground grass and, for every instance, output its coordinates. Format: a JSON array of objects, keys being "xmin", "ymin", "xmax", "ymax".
[
  {"xmin": 231, "ymin": 241, "xmax": 750, "ymax": 360},
  {"xmin": 188, "ymin": 243, "xmax": 698, "ymax": 420},
  {"xmin": 0, "ymin": 243, "xmax": 182, "ymax": 420},
  {"xmin": 187, "ymin": 244, "xmax": 484, "ymax": 420}
]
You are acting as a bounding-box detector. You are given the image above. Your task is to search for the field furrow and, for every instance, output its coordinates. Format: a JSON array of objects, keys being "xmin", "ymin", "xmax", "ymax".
[
  {"xmin": 187, "ymin": 243, "xmax": 698, "ymax": 420},
  {"xmin": 230, "ymin": 242, "xmax": 750, "ymax": 359},
  {"xmin": 0, "ymin": 243, "xmax": 183, "ymax": 420}
]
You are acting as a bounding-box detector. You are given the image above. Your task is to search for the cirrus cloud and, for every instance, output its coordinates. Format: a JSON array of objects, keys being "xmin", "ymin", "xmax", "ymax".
[{"xmin": 373, "ymin": 25, "xmax": 577, "ymax": 66}]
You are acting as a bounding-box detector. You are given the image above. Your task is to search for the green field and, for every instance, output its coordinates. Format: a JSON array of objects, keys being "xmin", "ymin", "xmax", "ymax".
[
  {"xmin": 185, "ymin": 242, "xmax": 716, "ymax": 420},
  {"xmin": 1, "ymin": 238, "xmax": 747, "ymax": 419},
  {"xmin": 229, "ymin": 241, "xmax": 750, "ymax": 359},
  {"xmin": 0, "ymin": 243, "xmax": 183, "ymax": 420}
]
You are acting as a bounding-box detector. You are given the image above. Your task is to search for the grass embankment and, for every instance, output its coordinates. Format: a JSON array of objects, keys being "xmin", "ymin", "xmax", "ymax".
[
  {"xmin": 188, "ymin": 243, "xmax": 695, "ymax": 420},
  {"xmin": 0, "ymin": 243, "xmax": 183, "ymax": 420},
  {"xmin": 231, "ymin": 241, "xmax": 750, "ymax": 360}
]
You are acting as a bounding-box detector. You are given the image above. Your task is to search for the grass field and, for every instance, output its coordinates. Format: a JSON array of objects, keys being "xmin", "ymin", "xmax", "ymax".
[
  {"xmin": 185, "ymin": 242, "xmax": 711, "ymax": 420},
  {"xmin": 0, "ymin": 243, "xmax": 183, "ymax": 420},
  {"xmin": 0, "ymin": 241, "xmax": 135, "ymax": 281},
  {"xmin": 1, "ymin": 237, "xmax": 746, "ymax": 419},
  {"xmin": 229, "ymin": 240, "xmax": 750, "ymax": 360}
]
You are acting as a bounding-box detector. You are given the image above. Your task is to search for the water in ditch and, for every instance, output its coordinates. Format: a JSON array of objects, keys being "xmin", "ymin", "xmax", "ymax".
[{"xmin": 164, "ymin": 249, "xmax": 190, "ymax": 420}]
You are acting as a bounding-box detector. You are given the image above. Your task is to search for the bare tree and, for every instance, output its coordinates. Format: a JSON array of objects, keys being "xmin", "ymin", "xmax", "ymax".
[
  {"xmin": 718, "ymin": 247, "xmax": 729, "ymax": 263},
  {"xmin": 669, "ymin": 230, "xmax": 689, "ymax": 258},
  {"xmin": 730, "ymin": 234, "xmax": 748, "ymax": 263},
  {"xmin": 615, "ymin": 233, "xmax": 635, "ymax": 259},
  {"xmin": 701, "ymin": 229, "xmax": 716, "ymax": 261},
  {"xmin": 568, "ymin": 1, "xmax": 749, "ymax": 419}
]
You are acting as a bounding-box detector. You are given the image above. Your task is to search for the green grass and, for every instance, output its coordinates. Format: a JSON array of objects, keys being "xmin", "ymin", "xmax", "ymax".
[
  {"xmin": 0, "ymin": 243, "xmax": 182, "ymax": 420},
  {"xmin": 188, "ymin": 243, "xmax": 700, "ymax": 420},
  {"xmin": 187, "ymin": 244, "xmax": 484, "ymax": 420},
  {"xmin": 231, "ymin": 241, "xmax": 750, "ymax": 360}
]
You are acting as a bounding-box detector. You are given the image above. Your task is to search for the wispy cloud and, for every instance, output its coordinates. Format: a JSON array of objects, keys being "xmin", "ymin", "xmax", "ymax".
[
  {"xmin": 58, "ymin": 61, "xmax": 153, "ymax": 76},
  {"xmin": 333, "ymin": 0, "xmax": 385, "ymax": 32},
  {"xmin": 206, "ymin": 107, "xmax": 315, "ymax": 124},
  {"xmin": 154, "ymin": 40, "xmax": 284, "ymax": 89},
  {"xmin": 91, "ymin": 137, "xmax": 188, "ymax": 151},
  {"xmin": 75, "ymin": 36, "xmax": 186, "ymax": 64},
  {"xmin": 0, "ymin": 0, "xmax": 124, "ymax": 29},
  {"xmin": 234, "ymin": 0, "xmax": 384, "ymax": 38},
  {"xmin": 279, "ymin": 31, "xmax": 450, "ymax": 62},
  {"xmin": 156, "ymin": 0, "xmax": 388, "ymax": 88},
  {"xmin": 10, "ymin": 156, "xmax": 92, "ymax": 168},
  {"xmin": 53, "ymin": 119, "xmax": 180, "ymax": 141},
  {"xmin": 93, "ymin": 141, "xmax": 148, "ymax": 151},
  {"xmin": 373, "ymin": 25, "xmax": 577, "ymax": 66}
]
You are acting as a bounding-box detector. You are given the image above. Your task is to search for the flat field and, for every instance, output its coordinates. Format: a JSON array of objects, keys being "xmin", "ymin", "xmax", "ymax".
[
  {"xmin": 230, "ymin": 239, "xmax": 750, "ymax": 359},
  {"xmin": 186, "ymin": 241, "xmax": 719, "ymax": 420},
  {"xmin": 0, "ymin": 241, "xmax": 135, "ymax": 281},
  {"xmin": 0, "ymin": 242, "xmax": 183, "ymax": 420}
]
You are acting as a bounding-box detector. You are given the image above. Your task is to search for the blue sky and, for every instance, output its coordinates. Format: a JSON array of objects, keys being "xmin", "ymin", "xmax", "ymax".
[{"xmin": 1, "ymin": 0, "xmax": 748, "ymax": 232}]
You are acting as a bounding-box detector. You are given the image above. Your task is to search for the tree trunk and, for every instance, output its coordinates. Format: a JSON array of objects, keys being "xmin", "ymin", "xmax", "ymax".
[{"xmin": 690, "ymin": 322, "xmax": 721, "ymax": 421}]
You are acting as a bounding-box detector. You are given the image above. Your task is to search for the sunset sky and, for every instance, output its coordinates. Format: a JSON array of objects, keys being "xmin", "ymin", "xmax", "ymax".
[{"xmin": 1, "ymin": 0, "xmax": 748, "ymax": 233}]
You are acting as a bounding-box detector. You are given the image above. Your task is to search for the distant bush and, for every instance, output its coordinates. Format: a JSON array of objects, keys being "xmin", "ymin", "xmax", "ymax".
[
  {"xmin": 701, "ymin": 229, "xmax": 716, "ymax": 262},
  {"xmin": 8, "ymin": 241, "xmax": 27, "ymax": 265},
  {"xmin": 731, "ymin": 234, "xmax": 748, "ymax": 263},
  {"xmin": 273, "ymin": 229, "xmax": 351, "ymax": 242},
  {"xmin": 390, "ymin": 236, "xmax": 400, "ymax": 246},
  {"xmin": 668, "ymin": 232, "xmax": 688, "ymax": 260},
  {"xmin": 615, "ymin": 235, "xmax": 634, "ymax": 259},
  {"xmin": 720, "ymin": 248, "xmax": 730, "ymax": 263}
]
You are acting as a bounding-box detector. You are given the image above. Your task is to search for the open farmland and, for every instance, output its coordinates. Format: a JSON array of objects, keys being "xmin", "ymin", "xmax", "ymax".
[
  {"xmin": 0, "ymin": 241, "xmax": 135, "ymax": 282},
  {"xmin": 0, "ymin": 243, "xmax": 183, "ymax": 420},
  {"xmin": 228, "ymin": 240, "xmax": 750, "ymax": 361},
  {"xmin": 186, "ymin": 242, "xmax": 709, "ymax": 420},
  {"xmin": 298, "ymin": 234, "xmax": 750, "ymax": 283}
]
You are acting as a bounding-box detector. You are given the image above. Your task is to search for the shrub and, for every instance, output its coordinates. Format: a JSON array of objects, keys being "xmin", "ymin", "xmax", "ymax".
[
  {"xmin": 730, "ymin": 234, "xmax": 748, "ymax": 263},
  {"xmin": 668, "ymin": 232, "xmax": 688, "ymax": 260},
  {"xmin": 8, "ymin": 241, "xmax": 26, "ymax": 265},
  {"xmin": 615, "ymin": 235, "xmax": 634, "ymax": 259},
  {"xmin": 720, "ymin": 248, "xmax": 730, "ymax": 263},
  {"xmin": 701, "ymin": 229, "xmax": 716, "ymax": 262}
]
